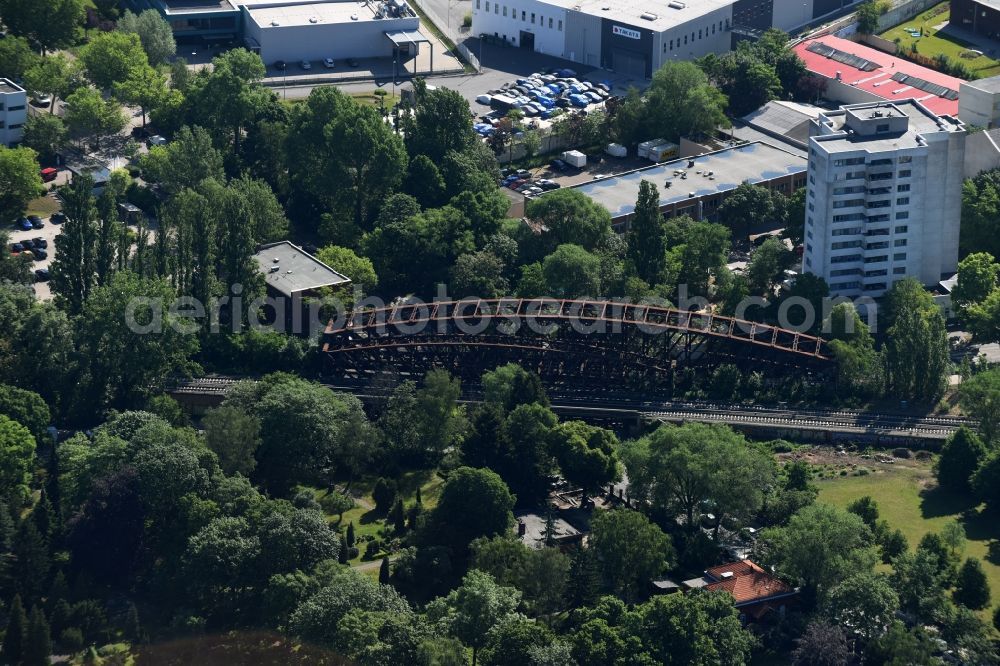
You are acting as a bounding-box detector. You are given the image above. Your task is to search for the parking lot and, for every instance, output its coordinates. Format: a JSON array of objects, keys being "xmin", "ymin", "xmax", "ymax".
[
  {"xmin": 9, "ymin": 205, "xmax": 62, "ymax": 301},
  {"xmin": 501, "ymin": 152, "xmax": 662, "ymax": 201}
]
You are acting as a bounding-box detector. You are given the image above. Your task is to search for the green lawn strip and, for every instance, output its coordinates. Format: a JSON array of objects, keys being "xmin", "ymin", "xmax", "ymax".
[
  {"xmin": 879, "ymin": 3, "xmax": 1000, "ymax": 79},
  {"xmin": 27, "ymin": 195, "xmax": 61, "ymax": 218},
  {"xmin": 817, "ymin": 464, "xmax": 1000, "ymax": 626},
  {"xmin": 312, "ymin": 470, "xmax": 445, "ymax": 566}
]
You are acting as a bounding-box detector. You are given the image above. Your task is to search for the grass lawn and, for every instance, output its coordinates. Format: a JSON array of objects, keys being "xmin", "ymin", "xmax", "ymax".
[
  {"xmin": 817, "ymin": 462, "xmax": 1000, "ymax": 626},
  {"xmin": 26, "ymin": 194, "xmax": 61, "ymax": 218},
  {"xmin": 313, "ymin": 470, "xmax": 445, "ymax": 567},
  {"xmin": 879, "ymin": 2, "xmax": 1000, "ymax": 79}
]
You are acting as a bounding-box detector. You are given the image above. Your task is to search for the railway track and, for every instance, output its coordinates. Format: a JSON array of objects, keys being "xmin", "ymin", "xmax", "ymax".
[{"xmin": 167, "ymin": 376, "xmax": 973, "ymax": 439}]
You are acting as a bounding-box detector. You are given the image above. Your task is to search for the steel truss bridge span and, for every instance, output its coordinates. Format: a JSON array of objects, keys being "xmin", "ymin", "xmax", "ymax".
[{"xmin": 321, "ymin": 299, "xmax": 833, "ymax": 384}]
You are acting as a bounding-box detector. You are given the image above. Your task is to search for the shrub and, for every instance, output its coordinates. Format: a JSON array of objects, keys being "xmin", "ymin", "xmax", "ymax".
[
  {"xmin": 60, "ymin": 627, "xmax": 84, "ymax": 653},
  {"xmin": 347, "ymin": 546, "xmax": 360, "ymax": 560},
  {"xmin": 364, "ymin": 540, "xmax": 381, "ymax": 560},
  {"xmin": 462, "ymin": 11, "xmax": 472, "ymax": 27}
]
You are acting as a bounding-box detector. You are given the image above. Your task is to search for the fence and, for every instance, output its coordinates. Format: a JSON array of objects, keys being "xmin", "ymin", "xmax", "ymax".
[
  {"xmin": 412, "ymin": 0, "xmax": 481, "ymax": 71},
  {"xmin": 877, "ymin": 0, "xmax": 943, "ymax": 32}
]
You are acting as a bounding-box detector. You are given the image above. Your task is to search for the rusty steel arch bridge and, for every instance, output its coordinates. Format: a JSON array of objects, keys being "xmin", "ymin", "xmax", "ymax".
[{"xmin": 321, "ymin": 298, "xmax": 834, "ymax": 388}]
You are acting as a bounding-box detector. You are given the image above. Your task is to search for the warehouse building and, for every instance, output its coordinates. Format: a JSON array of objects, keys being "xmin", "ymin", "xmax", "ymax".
[
  {"xmin": 243, "ymin": 0, "xmax": 424, "ymax": 63},
  {"xmin": 950, "ymin": 0, "xmax": 1000, "ymax": 41},
  {"xmin": 472, "ymin": 0, "xmax": 734, "ymax": 77},
  {"xmin": 131, "ymin": 0, "xmax": 427, "ymax": 64},
  {"xmin": 562, "ymin": 141, "xmax": 807, "ymax": 230}
]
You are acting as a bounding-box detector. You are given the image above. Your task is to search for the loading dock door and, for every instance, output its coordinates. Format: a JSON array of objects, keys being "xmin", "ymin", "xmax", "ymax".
[
  {"xmin": 613, "ymin": 49, "xmax": 646, "ymax": 78},
  {"xmin": 519, "ymin": 30, "xmax": 535, "ymax": 50}
]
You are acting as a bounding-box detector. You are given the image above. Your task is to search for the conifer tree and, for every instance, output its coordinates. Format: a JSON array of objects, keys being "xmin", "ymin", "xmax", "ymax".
[
  {"xmin": 379, "ymin": 556, "xmax": 391, "ymax": 585},
  {"xmin": 24, "ymin": 605, "xmax": 52, "ymax": 666},
  {"xmin": 1, "ymin": 593, "xmax": 27, "ymax": 664}
]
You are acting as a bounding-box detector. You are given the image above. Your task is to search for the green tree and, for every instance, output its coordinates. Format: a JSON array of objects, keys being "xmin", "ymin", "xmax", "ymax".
[
  {"xmin": 627, "ymin": 179, "xmax": 666, "ymax": 283},
  {"xmin": 0, "ymin": 384, "xmax": 51, "ymax": 442},
  {"xmin": 953, "ymin": 558, "xmax": 991, "ymax": 610},
  {"xmin": 379, "ymin": 556, "xmax": 391, "ymax": 585},
  {"xmin": 0, "ymin": 146, "xmax": 43, "ymax": 223},
  {"xmin": 450, "ymin": 250, "xmax": 508, "ymax": 299},
  {"xmin": 746, "ymin": 236, "xmax": 795, "ymax": 296},
  {"xmin": 116, "ymin": 9, "xmax": 176, "ymax": 65},
  {"xmin": 1, "ymin": 594, "xmax": 27, "ymax": 664},
  {"xmin": 791, "ymin": 620, "xmax": 850, "ymax": 666},
  {"xmin": 75, "ymin": 272, "xmax": 200, "ymax": 410},
  {"xmin": 524, "ymin": 189, "xmax": 613, "ymax": 255},
  {"xmin": 883, "ymin": 278, "xmax": 949, "ymax": 401},
  {"xmin": 49, "ymin": 174, "xmax": 98, "ymax": 314},
  {"xmin": 973, "ymin": 450, "xmax": 1000, "ymax": 511},
  {"xmin": 202, "ymin": 404, "xmax": 261, "ymax": 476},
  {"xmin": 953, "ymin": 252, "xmax": 999, "ymax": 308},
  {"xmin": 717, "ymin": 182, "xmax": 785, "ymax": 241},
  {"xmin": 481, "ymin": 364, "xmax": 549, "ymax": 411},
  {"xmin": 959, "ymin": 368, "xmax": 1000, "ymax": 442},
  {"xmin": 542, "ymin": 244, "xmax": 602, "ymax": 298},
  {"xmin": 589, "ymin": 508, "xmax": 673, "ymax": 603},
  {"xmin": 23, "ymin": 54, "xmax": 76, "ymax": 116},
  {"xmin": 63, "ymin": 86, "xmax": 127, "ymax": 149},
  {"xmin": 0, "ymin": 0, "xmax": 84, "ymax": 54},
  {"xmin": 23, "ymin": 606, "xmax": 51, "ymax": 666},
  {"xmin": 427, "ymin": 569, "xmax": 520, "ymax": 666},
  {"xmin": 964, "ymin": 286, "xmax": 1000, "ymax": 341},
  {"xmin": 113, "ymin": 64, "xmax": 167, "ymax": 127},
  {"xmin": 823, "ymin": 571, "xmax": 898, "ymax": 641},
  {"xmin": 79, "ymin": 31, "xmax": 149, "ymax": 90},
  {"xmin": 0, "ymin": 36, "xmax": 39, "ymax": 82},
  {"xmin": 0, "ymin": 415, "xmax": 35, "ymax": 499},
  {"xmin": 422, "ymin": 466, "xmax": 515, "ymax": 556},
  {"xmin": 21, "ymin": 114, "xmax": 68, "ymax": 161},
  {"xmin": 316, "ymin": 245, "xmax": 378, "ymax": 295},
  {"xmin": 403, "ymin": 81, "xmax": 476, "ymax": 163},
  {"xmin": 936, "ymin": 426, "xmax": 988, "ymax": 493},
  {"xmin": 761, "ymin": 503, "xmax": 877, "ymax": 603},
  {"xmin": 548, "ymin": 421, "xmax": 620, "ymax": 500},
  {"xmin": 642, "ymin": 60, "xmax": 728, "ymax": 141},
  {"xmin": 857, "ymin": 0, "xmax": 887, "ymax": 34},
  {"xmin": 866, "ymin": 621, "xmax": 940, "ymax": 666}
]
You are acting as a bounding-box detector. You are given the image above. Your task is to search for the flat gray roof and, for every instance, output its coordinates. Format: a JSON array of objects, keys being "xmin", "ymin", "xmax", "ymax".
[
  {"xmin": 0, "ymin": 78, "xmax": 25, "ymax": 94},
  {"xmin": 386, "ymin": 29, "xmax": 430, "ymax": 45},
  {"xmin": 812, "ymin": 100, "xmax": 962, "ymax": 153},
  {"xmin": 566, "ymin": 141, "xmax": 806, "ymax": 219},
  {"xmin": 515, "ymin": 511, "xmax": 582, "ymax": 549},
  {"xmin": 743, "ymin": 101, "xmax": 822, "ymax": 147},
  {"xmin": 248, "ymin": 1, "xmax": 377, "ymax": 26},
  {"xmin": 964, "ymin": 74, "xmax": 1000, "ymax": 94},
  {"xmin": 536, "ymin": 0, "xmax": 734, "ymax": 31},
  {"xmin": 254, "ymin": 241, "xmax": 351, "ymax": 296}
]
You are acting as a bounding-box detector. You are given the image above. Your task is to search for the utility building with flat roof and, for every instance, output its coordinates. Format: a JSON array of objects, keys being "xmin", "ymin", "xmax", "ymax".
[
  {"xmin": 559, "ymin": 141, "xmax": 806, "ymax": 230},
  {"xmin": 0, "ymin": 79, "xmax": 27, "ymax": 148}
]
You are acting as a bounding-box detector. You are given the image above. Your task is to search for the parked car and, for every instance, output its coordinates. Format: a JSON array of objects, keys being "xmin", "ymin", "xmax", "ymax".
[
  {"xmin": 148, "ymin": 135, "xmax": 167, "ymax": 146},
  {"xmin": 300, "ymin": 60, "xmax": 312, "ymax": 70},
  {"xmin": 28, "ymin": 215, "xmax": 43, "ymax": 229},
  {"xmin": 30, "ymin": 94, "xmax": 51, "ymax": 107},
  {"xmin": 21, "ymin": 239, "xmax": 35, "ymax": 251},
  {"xmin": 40, "ymin": 167, "xmax": 58, "ymax": 183},
  {"xmin": 50, "ymin": 212, "xmax": 66, "ymax": 225},
  {"xmin": 586, "ymin": 91, "xmax": 602, "ymax": 103},
  {"xmin": 346, "ymin": 58, "xmax": 359, "ymax": 67},
  {"xmin": 476, "ymin": 94, "xmax": 491, "ymax": 105},
  {"xmin": 15, "ymin": 217, "xmax": 32, "ymax": 231},
  {"xmin": 34, "ymin": 268, "xmax": 50, "ymax": 282},
  {"xmin": 31, "ymin": 238, "xmax": 47, "ymax": 249},
  {"xmin": 273, "ymin": 60, "xmax": 287, "ymax": 71},
  {"xmin": 10, "ymin": 242, "xmax": 23, "ymax": 253},
  {"xmin": 323, "ymin": 58, "xmax": 336, "ymax": 68},
  {"xmin": 32, "ymin": 249, "xmax": 47, "ymax": 261},
  {"xmin": 550, "ymin": 159, "xmax": 567, "ymax": 171}
]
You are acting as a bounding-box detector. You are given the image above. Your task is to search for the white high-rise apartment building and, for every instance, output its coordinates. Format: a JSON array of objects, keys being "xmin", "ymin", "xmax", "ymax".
[
  {"xmin": 0, "ymin": 78, "xmax": 27, "ymax": 147},
  {"xmin": 802, "ymin": 100, "xmax": 965, "ymax": 298}
]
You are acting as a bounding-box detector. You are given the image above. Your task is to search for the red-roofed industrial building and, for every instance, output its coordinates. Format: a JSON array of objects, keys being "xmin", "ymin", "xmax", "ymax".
[
  {"xmin": 793, "ymin": 35, "xmax": 962, "ymax": 117},
  {"xmin": 693, "ymin": 560, "xmax": 798, "ymax": 621}
]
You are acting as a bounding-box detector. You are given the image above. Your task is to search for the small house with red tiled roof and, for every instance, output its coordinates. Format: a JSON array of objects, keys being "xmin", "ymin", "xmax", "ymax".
[{"xmin": 691, "ymin": 560, "xmax": 798, "ymax": 622}]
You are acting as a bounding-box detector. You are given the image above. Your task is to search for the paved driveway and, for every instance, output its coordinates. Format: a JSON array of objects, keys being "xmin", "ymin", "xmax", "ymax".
[{"xmin": 8, "ymin": 203, "xmax": 62, "ymax": 301}]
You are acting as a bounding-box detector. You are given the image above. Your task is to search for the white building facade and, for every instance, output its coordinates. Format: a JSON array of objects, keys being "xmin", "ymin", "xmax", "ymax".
[
  {"xmin": 0, "ymin": 79, "xmax": 27, "ymax": 148},
  {"xmin": 472, "ymin": 0, "xmax": 734, "ymax": 79},
  {"xmin": 803, "ymin": 101, "xmax": 965, "ymax": 299}
]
